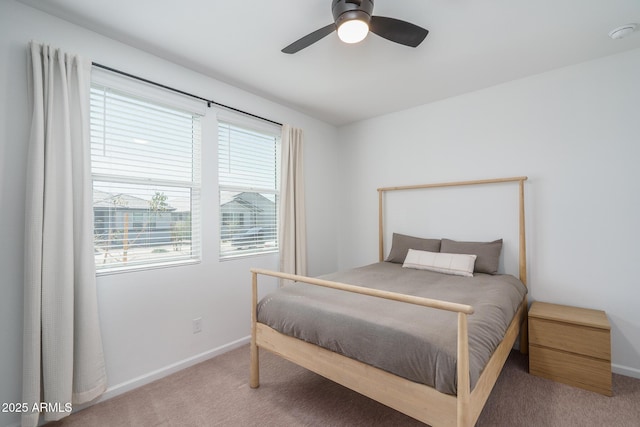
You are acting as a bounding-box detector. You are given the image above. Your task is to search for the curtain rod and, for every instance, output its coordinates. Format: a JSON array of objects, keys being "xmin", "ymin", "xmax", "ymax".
[{"xmin": 91, "ymin": 62, "xmax": 283, "ymax": 127}]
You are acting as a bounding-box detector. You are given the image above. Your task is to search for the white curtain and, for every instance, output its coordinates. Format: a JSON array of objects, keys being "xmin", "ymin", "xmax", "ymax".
[
  {"xmin": 23, "ymin": 42, "xmax": 107, "ymax": 426},
  {"xmin": 279, "ymin": 125, "xmax": 307, "ymax": 283}
]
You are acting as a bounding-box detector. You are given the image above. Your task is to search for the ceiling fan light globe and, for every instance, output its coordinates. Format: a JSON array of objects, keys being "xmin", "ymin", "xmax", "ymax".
[{"xmin": 338, "ymin": 19, "xmax": 369, "ymax": 43}]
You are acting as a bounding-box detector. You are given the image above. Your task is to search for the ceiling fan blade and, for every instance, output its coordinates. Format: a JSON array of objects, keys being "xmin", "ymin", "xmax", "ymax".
[
  {"xmin": 369, "ymin": 16, "xmax": 428, "ymax": 48},
  {"xmin": 282, "ymin": 23, "xmax": 336, "ymax": 54}
]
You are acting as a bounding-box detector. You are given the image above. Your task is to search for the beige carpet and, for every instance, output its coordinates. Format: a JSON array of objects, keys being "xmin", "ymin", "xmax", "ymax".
[{"xmin": 49, "ymin": 345, "xmax": 640, "ymax": 426}]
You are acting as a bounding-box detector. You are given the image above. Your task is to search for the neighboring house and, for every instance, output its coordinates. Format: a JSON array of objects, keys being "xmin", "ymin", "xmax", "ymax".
[
  {"xmin": 220, "ymin": 192, "xmax": 277, "ymax": 243},
  {"xmin": 93, "ymin": 190, "xmax": 188, "ymax": 247}
]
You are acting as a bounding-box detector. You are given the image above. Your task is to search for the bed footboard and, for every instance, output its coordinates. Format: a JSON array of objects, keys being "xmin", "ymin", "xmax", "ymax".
[{"xmin": 250, "ymin": 268, "xmax": 479, "ymax": 427}]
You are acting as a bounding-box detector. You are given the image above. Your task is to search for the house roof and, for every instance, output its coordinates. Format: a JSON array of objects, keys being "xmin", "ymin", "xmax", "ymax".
[
  {"xmin": 220, "ymin": 192, "xmax": 275, "ymax": 213},
  {"xmin": 93, "ymin": 190, "xmax": 176, "ymax": 211}
]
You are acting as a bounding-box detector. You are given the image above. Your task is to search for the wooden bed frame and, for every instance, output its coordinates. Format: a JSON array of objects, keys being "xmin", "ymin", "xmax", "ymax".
[{"xmin": 250, "ymin": 176, "xmax": 529, "ymax": 427}]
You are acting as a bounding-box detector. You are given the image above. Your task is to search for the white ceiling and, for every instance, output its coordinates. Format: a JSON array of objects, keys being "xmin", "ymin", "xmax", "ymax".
[{"xmin": 18, "ymin": 0, "xmax": 640, "ymax": 126}]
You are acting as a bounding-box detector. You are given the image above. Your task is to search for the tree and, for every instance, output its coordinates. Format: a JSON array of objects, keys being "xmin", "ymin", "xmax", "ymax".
[{"xmin": 150, "ymin": 191, "xmax": 168, "ymax": 212}]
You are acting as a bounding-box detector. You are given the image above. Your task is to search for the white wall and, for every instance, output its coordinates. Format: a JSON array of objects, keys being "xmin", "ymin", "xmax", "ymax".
[
  {"xmin": 3, "ymin": 2, "xmax": 639, "ymax": 426},
  {"xmin": 337, "ymin": 48, "xmax": 640, "ymax": 379},
  {"xmin": 0, "ymin": 2, "xmax": 339, "ymax": 426}
]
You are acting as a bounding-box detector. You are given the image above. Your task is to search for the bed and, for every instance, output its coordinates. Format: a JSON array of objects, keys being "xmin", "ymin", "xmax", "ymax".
[{"xmin": 250, "ymin": 176, "xmax": 529, "ymax": 427}]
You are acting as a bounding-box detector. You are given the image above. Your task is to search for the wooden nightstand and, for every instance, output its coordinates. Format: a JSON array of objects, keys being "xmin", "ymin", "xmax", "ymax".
[{"xmin": 528, "ymin": 301, "xmax": 612, "ymax": 396}]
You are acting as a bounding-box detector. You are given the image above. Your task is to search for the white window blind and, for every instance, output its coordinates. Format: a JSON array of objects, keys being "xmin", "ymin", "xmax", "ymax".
[
  {"xmin": 218, "ymin": 120, "xmax": 280, "ymax": 259},
  {"xmin": 90, "ymin": 83, "xmax": 202, "ymax": 272}
]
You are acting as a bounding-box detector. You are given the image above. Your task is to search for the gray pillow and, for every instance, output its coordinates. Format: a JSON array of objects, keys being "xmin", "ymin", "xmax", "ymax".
[
  {"xmin": 386, "ymin": 233, "xmax": 441, "ymax": 264},
  {"xmin": 440, "ymin": 238, "xmax": 503, "ymax": 274}
]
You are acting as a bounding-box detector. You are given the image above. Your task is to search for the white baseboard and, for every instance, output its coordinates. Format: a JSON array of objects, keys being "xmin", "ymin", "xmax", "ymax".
[
  {"xmin": 612, "ymin": 363, "xmax": 640, "ymax": 380},
  {"xmin": 4, "ymin": 339, "xmax": 635, "ymax": 427},
  {"xmin": 1, "ymin": 337, "xmax": 251, "ymax": 427},
  {"xmin": 75, "ymin": 336, "xmax": 250, "ymax": 411},
  {"xmin": 84, "ymin": 337, "xmax": 640, "ymax": 406}
]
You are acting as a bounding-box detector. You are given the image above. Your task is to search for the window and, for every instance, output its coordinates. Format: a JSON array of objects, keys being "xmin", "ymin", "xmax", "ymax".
[
  {"xmin": 90, "ymin": 79, "xmax": 202, "ymax": 273},
  {"xmin": 218, "ymin": 120, "xmax": 280, "ymax": 259}
]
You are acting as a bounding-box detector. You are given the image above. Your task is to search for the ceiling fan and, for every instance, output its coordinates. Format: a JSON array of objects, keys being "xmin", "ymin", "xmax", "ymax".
[{"xmin": 282, "ymin": 0, "xmax": 429, "ymax": 54}]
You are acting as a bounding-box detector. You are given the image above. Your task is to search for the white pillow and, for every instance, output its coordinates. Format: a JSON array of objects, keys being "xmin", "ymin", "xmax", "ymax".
[{"xmin": 402, "ymin": 249, "xmax": 477, "ymax": 277}]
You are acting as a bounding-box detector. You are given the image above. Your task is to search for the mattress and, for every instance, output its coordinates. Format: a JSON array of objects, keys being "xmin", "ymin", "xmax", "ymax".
[{"xmin": 257, "ymin": 262, "xmax": 527, "ymax": 395}]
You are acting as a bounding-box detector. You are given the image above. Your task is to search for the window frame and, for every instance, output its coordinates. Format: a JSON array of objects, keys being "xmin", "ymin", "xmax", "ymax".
[
  {"xmin": 216, "ymin": 113, "xmax": 281, "ymax": 260},
  {"xmin": 90, "ymin": 68, "xmax": 204, "ymax": 274}
]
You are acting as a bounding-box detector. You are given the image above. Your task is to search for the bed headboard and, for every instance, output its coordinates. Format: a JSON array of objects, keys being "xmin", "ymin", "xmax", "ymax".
[{"xmin": 377, "ymin": 176, "xmax": 528, "ymax": 286}]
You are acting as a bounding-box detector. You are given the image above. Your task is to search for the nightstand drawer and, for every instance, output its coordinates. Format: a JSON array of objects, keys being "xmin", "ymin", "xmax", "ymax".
[
  {"xmin": 530, "ymin": 345, "xmax": 612, "ymax": 396},
  {"xmin": 529, "ymin": 317, "xmax": 610, "ymax": 360}
]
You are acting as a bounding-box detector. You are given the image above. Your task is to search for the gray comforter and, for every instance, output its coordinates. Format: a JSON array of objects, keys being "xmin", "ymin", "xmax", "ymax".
[{"xmin": 257, "ymin": 262, "xmax": 527, "ymax": 395}]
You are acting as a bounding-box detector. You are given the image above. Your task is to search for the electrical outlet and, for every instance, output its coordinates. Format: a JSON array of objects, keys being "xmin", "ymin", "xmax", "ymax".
[{"xmin": 192, "ymin": 317, "xmax": 202, "ymax": 334}]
